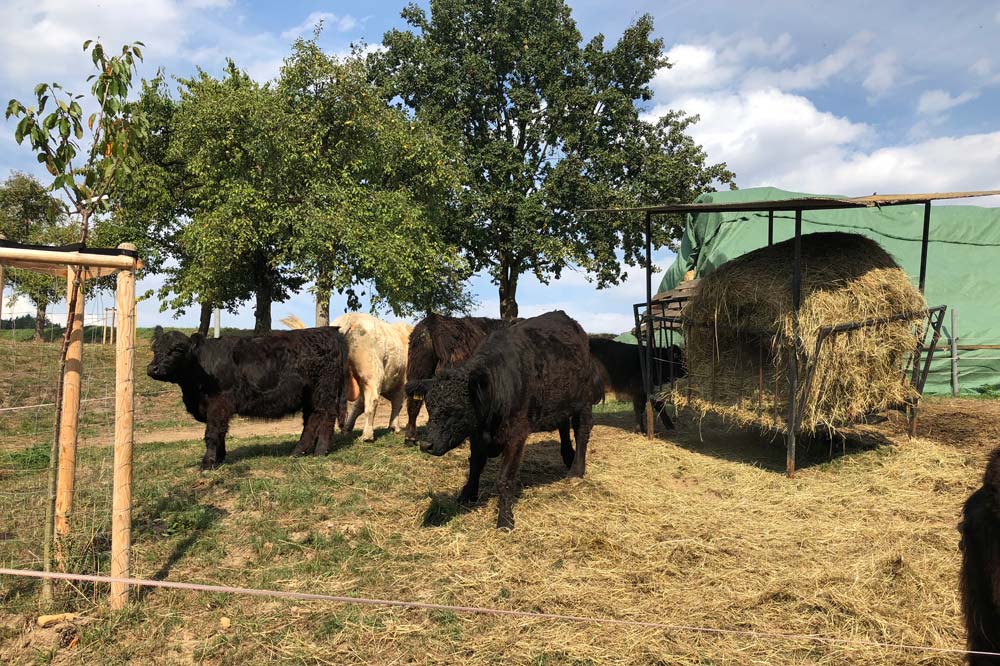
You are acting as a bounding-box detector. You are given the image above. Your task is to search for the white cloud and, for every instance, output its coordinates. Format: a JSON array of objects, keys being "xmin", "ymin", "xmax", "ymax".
[
  {"xmin": 916, "ymin": 89, "xmax": 980, "ymax": 115},
  {"xmin": 0, "ymin": 0, "xmax": 189, "ymax": 86},
  {"xmin": 646, "ymin": 88, "xmax": 870, "ymax": 187},
  {"xmin": 742, "ymin": 33, "xmax": 871, "ymax": 91},
  {"xmin": 654, "ymin": 44, "xmax": 738, "ymax": 94},
  {"xmin": 971, "ymin": 57, "xmax": 992, "ymax": 78},
  {"xmin": 184, "ymin": 0, "xmax": 232, "ymax": 8},
  {"xmin": 280, "ymin": 11, "xmax": 359, "ymax": 41},
  {"xmin": 863, "ymin": 50, "xmax": 899, "ymax": 95}
]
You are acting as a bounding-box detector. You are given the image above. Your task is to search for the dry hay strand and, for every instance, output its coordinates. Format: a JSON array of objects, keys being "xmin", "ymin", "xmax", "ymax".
[{"xmin": 665, "ymin": 232, "xmax": 927, "ymax": 435}]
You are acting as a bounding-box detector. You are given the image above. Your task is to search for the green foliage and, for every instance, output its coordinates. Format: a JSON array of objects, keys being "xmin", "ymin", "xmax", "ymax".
[
  {"xmin": 5, "ymin": 40, "xmax": 148, "ymax": 234},
  {"xmin": 0, "ymin": 173, "xmax": 78, "ymax": 337},
  {"xmin": 378, "ymin": 0, "xmax": 735, "ymax": 317},
  {"xmin": 103, "ymin": 34, "xmax": 473, "ymax": 331}
]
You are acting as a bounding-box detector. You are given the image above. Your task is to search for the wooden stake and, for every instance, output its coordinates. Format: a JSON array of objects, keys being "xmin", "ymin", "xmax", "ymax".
[
  {"xmin": 0, "ymin": 233, "xmax": 6, "ymax": 324},
  {"xmin": 102, "ymin": 308, "xmax": 107, "ymax": 345},
  {"xmin": 110, "ymin": 245, "xmax": 136, "ymax": 609},
  {"xmin": 54, "ymin": 267, "xmax": 85, "ymax": 556}
]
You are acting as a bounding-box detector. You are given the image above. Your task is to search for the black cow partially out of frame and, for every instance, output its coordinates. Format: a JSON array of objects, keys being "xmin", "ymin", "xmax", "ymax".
[
  {"xmin": 406, "ymin": 310, "xmax": 602, "ymax": 530},
  {"xmin": 147, "ymin": 326, "xmax": 349, "ymax": 469}
]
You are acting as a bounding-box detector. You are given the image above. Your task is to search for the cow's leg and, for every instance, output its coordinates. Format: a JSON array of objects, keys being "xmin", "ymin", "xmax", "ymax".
[
  {"xmin": 558, "ymin": 422, "xmax": 575, "ymax": 468},
  {"xmin": 567, "ymin": 409, "xmax": 593, "ymax": 478},
  {"xmin": 360, "ymin": 377, "xmax": 382, "ymax": 442},
  {"xmin": 458, "ymin": 440, "xmax": 489, "ymax": 505},
  {"xmin": 496, "ymin": 433, "xmax": 527, "ymax": 530},
  {"xmin": 387, "ymin": 389, "xmax": 405, "ymax": 434},
  {"xmin": 633, "ymin": 394, "xmax": 647, "ymax": 433},
  {"xmin": 654, "ymin": 397, "xmax": 674, "ymax": 430},
  {"xmin": 313, "ymin": 414, "xmax": 336, "ymax": 456},
  {"xmin": 292, "ymin": 414, "xmax": 321, "ymax": 456},
  {"xmin": 404, "ymin": 397, "xmax": 422, "ymax": 445},
  {"xmin": 343, "ymin": 389, "xmax": 365, "ymax": 434},
  {"xmin": 202, "ymin": 398, "xmax": 233, "ymax": 470}
]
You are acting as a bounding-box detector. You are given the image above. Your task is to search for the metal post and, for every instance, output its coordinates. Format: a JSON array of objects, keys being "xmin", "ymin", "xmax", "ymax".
[
  {"xmin": 786, "ymin": 210, "xmax": 802, "ymax": 478},
  {"xmin": 645, "ymin": 210, "xmax": 655, "ymax": 439},
  {"xmin": 951, "ymin": 308, "xmax": 959, "ymax": 397},
  {"xmin": 213, "ymin": 307, "xmax": 221, "ymax": 339},
  {"xmin": 768, "ymin": 210, "xmax": 774, "ymax": 247},
  {"xmin": 918, "ymin": 201, "xmax": 931, "ymax": 294}
]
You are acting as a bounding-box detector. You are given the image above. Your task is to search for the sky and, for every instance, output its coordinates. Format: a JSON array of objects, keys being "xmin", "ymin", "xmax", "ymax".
[{"xmin": 2, "ymin": 0, "xmax": 999, "ymax": 333}]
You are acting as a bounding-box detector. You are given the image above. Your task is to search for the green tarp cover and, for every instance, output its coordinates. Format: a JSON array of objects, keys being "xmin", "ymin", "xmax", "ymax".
[{"xmin": 637, "ymin": 186, "xmax": 1000, "ymax": 395}]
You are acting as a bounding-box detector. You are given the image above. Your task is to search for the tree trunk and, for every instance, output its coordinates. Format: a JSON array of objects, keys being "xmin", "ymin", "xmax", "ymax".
[
  {"xmin": 197, "ymin": 302, "xmax": 212, "ymax": 336},
  {"xmin": 498, "ymin": 265, "xmax": 519, "ymax": 320},
  {"xmin": 315, "ymin": 288, "xmax": 330, "ymax": 327},
  {"xmin": 33, "ymin": 303, "xmax": 46, "ymax": 342},
  {"xmin": 254, "ymin": 282, "xmax": 272, "ymax": 333}
]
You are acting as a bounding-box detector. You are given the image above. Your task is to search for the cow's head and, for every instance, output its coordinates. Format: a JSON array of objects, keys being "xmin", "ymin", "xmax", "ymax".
[
  {"xmin": 147, "ymin": 326, "xmax": 203, "ymax": 382},
  {"xmin": 406, "ymin": 366, "xmax": 487, "ymax": 456}
]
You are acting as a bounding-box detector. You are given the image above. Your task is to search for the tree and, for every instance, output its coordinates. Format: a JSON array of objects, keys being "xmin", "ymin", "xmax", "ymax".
[
  {"xmin": 379, "ymin": 1, "xmax": 735, "ymax": 318},
  {"xmin": 105, "ymin": 36, "xmax": 473, "ymax": 333},
  {"xmin": 0, "ymin": 172, "xmax": 76, "ymax": 340},
  {"xmin": 277, "ymin": 35, "xmax": 473, "ymax": 321}
]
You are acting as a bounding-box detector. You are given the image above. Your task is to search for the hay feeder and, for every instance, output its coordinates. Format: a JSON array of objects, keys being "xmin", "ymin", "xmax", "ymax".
[{"xmin": 585, "ymin": 190, "xmax": 1000, "ymax": 477}]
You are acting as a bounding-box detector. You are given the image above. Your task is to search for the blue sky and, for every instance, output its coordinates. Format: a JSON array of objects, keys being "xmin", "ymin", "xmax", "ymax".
[{"xmin": 2, "ymin": 0, "xmax": 999, "ymax": 333}]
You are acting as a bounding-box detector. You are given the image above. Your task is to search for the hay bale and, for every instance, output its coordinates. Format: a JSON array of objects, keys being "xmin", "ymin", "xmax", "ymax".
[{"xmin": 665, "ymin": 232, "xmax": 927, "ymax": 433}]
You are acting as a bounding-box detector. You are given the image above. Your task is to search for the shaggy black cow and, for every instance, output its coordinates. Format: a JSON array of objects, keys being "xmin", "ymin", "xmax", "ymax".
[
  {"xmin": 406, "ymin": 310, "xmax": 601, "ymax": 530},
  {"xmin": 589, "ymin": 338, "xmax": 685, "ymax": 432},
  {"xmin": 147, "ymin": 326, "xmax": 348, "ymax": 469},
  {"xmin": 404, "ymin": 313, "xmax": 512, "ymax": 445},
  {"xmin": 960, "ymin": 446, "xmax": 1000, "ymax": 664}
]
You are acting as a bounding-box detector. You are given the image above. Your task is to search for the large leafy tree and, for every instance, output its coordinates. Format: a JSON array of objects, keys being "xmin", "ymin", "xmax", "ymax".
[
  {"xmin": 0, "ymin": 172, "xmax": 77, "ymax": 340},
  {"xmin": 379, "ymin": 1, "xmax": 735, "ymax": 318},
  {"xmin": 105, "ymin": 37, "xmax": 473, "ymax": 333},
  {"xmin": 277, "ymin": 36, "xmax": 472, "ymax": 322}
]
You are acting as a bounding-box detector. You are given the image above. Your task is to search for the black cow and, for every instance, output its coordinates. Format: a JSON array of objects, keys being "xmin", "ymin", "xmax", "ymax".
[
  {"xmin": 147, "ymin": 326, "xmax": 348, "ymax": 469},
  {"xmin": 406, "ymin": 310, "xmax": 601, "ymax": 530},
  {"xmin": 404, "ymin": 313, "xmax": 512, "ymax": 445},
  {"xmin": 960, "ymin": 446, "xmax": 1000, "ymax": 664},
  {"xmin": 588, "ymin": 338, "xmax": 685, "ymax": 432}
]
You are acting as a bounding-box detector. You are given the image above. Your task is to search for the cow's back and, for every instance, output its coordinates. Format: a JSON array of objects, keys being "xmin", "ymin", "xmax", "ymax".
[
  {"xmin": 333, "ymin": 312, "xmax": 409, "ymax": 396},
  {"xmin": 479, "ymin": 311, "xmax": 593, "ymax": 432}
]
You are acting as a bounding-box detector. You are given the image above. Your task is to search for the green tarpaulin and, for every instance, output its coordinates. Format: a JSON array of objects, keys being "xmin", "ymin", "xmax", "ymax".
[{"xmin": 628, "ymin": 186, "xmax": 1000, "ymax": 395}]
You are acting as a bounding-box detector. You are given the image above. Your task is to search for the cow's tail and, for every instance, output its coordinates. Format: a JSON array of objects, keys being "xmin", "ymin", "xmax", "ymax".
[
  {"xmin": 589, "ymin": 362, "xmax": 605, "ymax": 405},
  {"xmin": 281, "ymin": 314, "xmax": 307, "ymax": 330}
]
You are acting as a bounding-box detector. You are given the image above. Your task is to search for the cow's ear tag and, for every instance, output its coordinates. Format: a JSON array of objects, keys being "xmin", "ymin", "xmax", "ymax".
[{"xmin": 412, "ymin": 393, "xmax": 424, "ymax": 402}]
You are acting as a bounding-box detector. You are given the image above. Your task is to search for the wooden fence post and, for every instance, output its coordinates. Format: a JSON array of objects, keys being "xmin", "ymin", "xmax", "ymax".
[
  {"xmin": 110, "ymin": 245, "xmax": 136, "ymax": 609},
  {"xmin": 54, "ymin": 266, "xmax": 85, "ymax": 560},
  {"xmin": 0, "ymin": 233, "xmax": 6, "ymax": 324}
]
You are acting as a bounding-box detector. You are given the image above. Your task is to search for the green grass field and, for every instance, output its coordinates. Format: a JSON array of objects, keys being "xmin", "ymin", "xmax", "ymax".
[{"xmin": 0, "ymin": 335, "xmax": 995, "ymax": 665}]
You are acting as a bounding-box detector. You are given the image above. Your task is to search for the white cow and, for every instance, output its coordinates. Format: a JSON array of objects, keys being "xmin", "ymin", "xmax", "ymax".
[{"xmin": 331, "ymin": 312, "xmax": 414, "ymax": 441}]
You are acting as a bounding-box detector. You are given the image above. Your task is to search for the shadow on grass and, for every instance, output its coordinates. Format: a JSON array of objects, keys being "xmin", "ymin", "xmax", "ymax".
[
  {"xmin": 133, "ymin": 485, "xmax": 229, "ymax": 600},
  {"xmin": 420, "ymin": 436, "xmax": 575, "ymax": 528},
  {"xmin": 655, "ymin": 412, "xmax": 894, "ymax": 473},
  {"xmin": 224, "ymin": 429, "xmax": 359, "ymax": 464}
]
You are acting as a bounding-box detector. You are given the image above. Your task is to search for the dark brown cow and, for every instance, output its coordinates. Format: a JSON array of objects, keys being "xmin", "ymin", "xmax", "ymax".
[
  {"xmin": 404, "ymin": 313, "xmax": 511, "ymax": 445},
  {"xmin": 147, "ymin": 326, "xmax": 348, "ymax": 469},
  {"xmin": 406, "ymin": 311, "xmax": 602, "ymax": 530},
  {"xmin": 960, "ymin": 446, "xmax": 1000, "ymax": 664}
]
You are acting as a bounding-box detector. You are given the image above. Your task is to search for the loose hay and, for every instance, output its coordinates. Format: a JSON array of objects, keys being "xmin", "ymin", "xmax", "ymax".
[{"xmin": 666, "ymin": 232, "xmax": 927, "ymax": 434}]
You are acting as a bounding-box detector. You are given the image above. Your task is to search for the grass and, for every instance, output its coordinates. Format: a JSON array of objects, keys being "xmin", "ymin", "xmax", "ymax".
[
  {"xmin": 0, "ymin": 395, "xmax": 993, "ymax": 664},
  {"xmin": 1, "ymin": 334, "xmax": 996, "ymax": 664}
]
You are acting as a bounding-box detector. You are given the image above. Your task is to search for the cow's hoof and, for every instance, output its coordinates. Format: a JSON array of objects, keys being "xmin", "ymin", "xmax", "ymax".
[
  {"xmin": 496, "ymin": 515, "xmax": 515, "ymax": 531},
  {"xmin": 565, "ymin": 468, "xmax": 585, "ymax": 479},
  {"xmin": 314, "ymin": 446, "xmax": 329, "ymax": 457},
  {"xmin": 457, "ymin": 490, "xmax": 478, "ymax": 506},
  {"xmin": 404, "ymin": 438, "xmax": 418, "ymax": 447},
  {"xmin": 362, "ymin": 434, "xmax": 375, "ymax": 443},
  {"xmin": 200, "ymin": 460, "xmax": 220, "ymax": 471}
]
